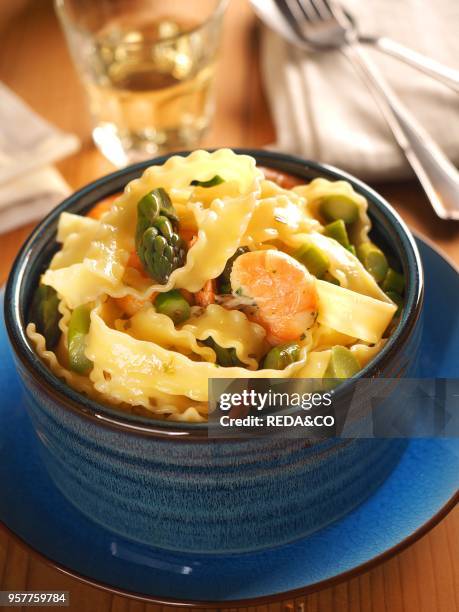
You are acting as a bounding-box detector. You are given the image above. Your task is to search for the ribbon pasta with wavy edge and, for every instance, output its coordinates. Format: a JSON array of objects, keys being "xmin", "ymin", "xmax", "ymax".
[
  {"xmin": 43, "ymin": 150, "xmax": 262, "ymax": 307},
  {"xmin": 86, "ymin": 305, "xmax": 309, "ymax": 406},
  {"xmin": 27, "ymin": 149, "xmax": 402, "ymax": 421}
]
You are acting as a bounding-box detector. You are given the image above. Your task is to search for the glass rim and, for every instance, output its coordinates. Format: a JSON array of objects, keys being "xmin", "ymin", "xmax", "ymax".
[{"xmin": 55, "ymin": 0, "xmax": 230, "ymax": 45}]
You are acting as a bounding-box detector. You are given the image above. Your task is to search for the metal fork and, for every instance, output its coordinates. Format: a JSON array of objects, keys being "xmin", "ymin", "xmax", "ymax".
[
  {"xmin": 281, "ymin": 0, "xmax": 459, "ymax": 220},
  {"xmin": 251, "ymin": 0, "xmax": 459, "ymax": 92}
]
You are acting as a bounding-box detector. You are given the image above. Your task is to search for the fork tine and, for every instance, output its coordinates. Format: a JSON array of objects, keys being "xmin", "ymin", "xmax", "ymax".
[
  {"xmin": 283, "ymin": 0, "xmax": 317, "ymax": 24},
  {"xmin": 311, "ymin": 0, "xmax": 350, "ymax": 25},
  {"xmin": 293, "ymin": 0, "xmax": 320, "ymax": 22},
  {"xmin": 307, "ymin": 0, "xmax": 334, "ymax": 19}
]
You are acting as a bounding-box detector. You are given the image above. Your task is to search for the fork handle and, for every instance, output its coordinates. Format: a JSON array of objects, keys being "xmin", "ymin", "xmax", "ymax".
[
  {"xmin": 341, "ymin": 42, "xmax": 459, "ymax": 220},
  {"xmin": 359, "ymin": 35, "xmax": 459, "ymax": 94}
]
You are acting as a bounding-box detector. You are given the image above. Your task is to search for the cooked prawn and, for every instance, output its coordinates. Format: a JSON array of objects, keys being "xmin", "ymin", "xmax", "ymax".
[
  {"xmin": 194, "ymin": 279, "xmax": 216, "ymax": 307},
  {"xmin": 259, "ymin": 167, "xmax": 304, "ymax": 190},
  {"xmin": 180, "ymin": 229, "xmax": 198, "ymax": 247},
  {"xmin": 230, "ymin": 250, "xmax": 318, "ymax": 344},
  {"xmin": 114, "ymin": 292, "xmax": 157, "ymax": 317},
  {"xmin": 126, "ymin": 250, "xmax": 147, "ymax": 276},
  {"xmin": 86, "ymin": 194, "xmax": 121, "ymax": 220}
]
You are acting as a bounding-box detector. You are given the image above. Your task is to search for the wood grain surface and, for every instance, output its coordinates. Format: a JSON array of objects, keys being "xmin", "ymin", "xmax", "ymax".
[{"xmin": 0, "ymin": 1, "xmax": 457, "ymax": 611}]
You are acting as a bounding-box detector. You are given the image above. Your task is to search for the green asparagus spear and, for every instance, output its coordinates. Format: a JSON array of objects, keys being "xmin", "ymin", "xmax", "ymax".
[
  {"xmin": 347, "ymin": 244, "xmax": 357, "ymax": 257},
  {"xmin": 356, "ymin": 242, "xmax": 389, "ymax": 283},
  {"xmin": 154, "ymin": 290, "xmax": 191, "ymax": 325},
  {"xmin": 262, "ymin": 342, "xmax": 301, "ymax": 370},
  {"xmin": 29, "ymin": 285, "xmax": 61, "ymax": 349},
  {"xmin": 217, "ymin": 246, "xmax": 249, "ymax": 294},
  {"xmin": 135, "ymin": 188, "xmax": 187, "ymax": 284},
  {"xmin": 190, "ymin": 175, "xmax": 225, "ymax": 187},
  {"xmin": 324, "ymin": 346, "xmax": 360, "ymax": 379},
  {"xmin": 324, "ymin": 219, "xmax": 350, "ymax": 248},
  {"xmin": 382, "ymin": 268, "xmax": 405, "ymax": 294},
  {"xmin": 323, "ymin": 271, "xmax": 340, "ymax": 285},
  {"xmin": 203, "ymin": 337, "xmax": 244, "ymax": 367},
  {"xmin": 294, "ymin": 243, "xmax": 330, "ymax": 278},
  {"xmin": 68, "ymin": 305, "xmax": 92, "ymax": 374},
  {"xmin": 385, "ymin": 291, "xmax": 403, "ymax": 316},
  {"xmin": 319, "ymin": 195, "xmax": 359, "ymax": 224}
]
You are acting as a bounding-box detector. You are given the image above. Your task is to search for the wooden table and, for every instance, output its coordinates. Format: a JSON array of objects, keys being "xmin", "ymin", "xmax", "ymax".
[{"xmin": 0, "ymin": 1, "xmax": 457, "ymax": 610}]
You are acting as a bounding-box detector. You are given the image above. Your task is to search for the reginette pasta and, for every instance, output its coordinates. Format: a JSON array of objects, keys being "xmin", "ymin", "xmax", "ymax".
[{"xmin": 27, "ymin": 149, "xmax": 403, "ymax": 422}]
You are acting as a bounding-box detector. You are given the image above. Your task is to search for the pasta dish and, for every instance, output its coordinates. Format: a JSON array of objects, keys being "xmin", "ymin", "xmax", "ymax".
[{"xmin": 27, "ymin": 149, "xmax": 404, "ymax": 422}]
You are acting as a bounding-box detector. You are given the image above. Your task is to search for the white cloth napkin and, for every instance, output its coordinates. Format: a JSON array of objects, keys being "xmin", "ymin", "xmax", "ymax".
[
  {"xmin": 260, "ymin": 0, "xmax": 459, "ymax": 181},
  {"xmin": 0, "ymin": 83, "xmax": 80, "ymax": 233}
]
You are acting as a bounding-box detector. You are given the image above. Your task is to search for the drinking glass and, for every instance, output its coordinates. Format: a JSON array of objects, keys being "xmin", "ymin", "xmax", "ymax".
[{"xmin": 55, "ymin": 0, "xmax": 227, "ymax": 166}]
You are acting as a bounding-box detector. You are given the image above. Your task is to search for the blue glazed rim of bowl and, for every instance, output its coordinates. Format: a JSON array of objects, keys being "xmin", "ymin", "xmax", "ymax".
[{"xmin": 4, "ymin": 149, "xmax": 424, "ymax": 439}]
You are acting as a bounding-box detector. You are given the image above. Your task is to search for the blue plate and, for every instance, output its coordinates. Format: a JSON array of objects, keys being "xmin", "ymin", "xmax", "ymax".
[{"xmin": 0, "ymin": 237, "xmax": 458, "ymax": 605}]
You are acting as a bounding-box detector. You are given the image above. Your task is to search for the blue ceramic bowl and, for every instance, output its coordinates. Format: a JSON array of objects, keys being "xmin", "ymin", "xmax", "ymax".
[{"xmin": 4, "ymin": 150, "xmax": 423, "ymax": 554}]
